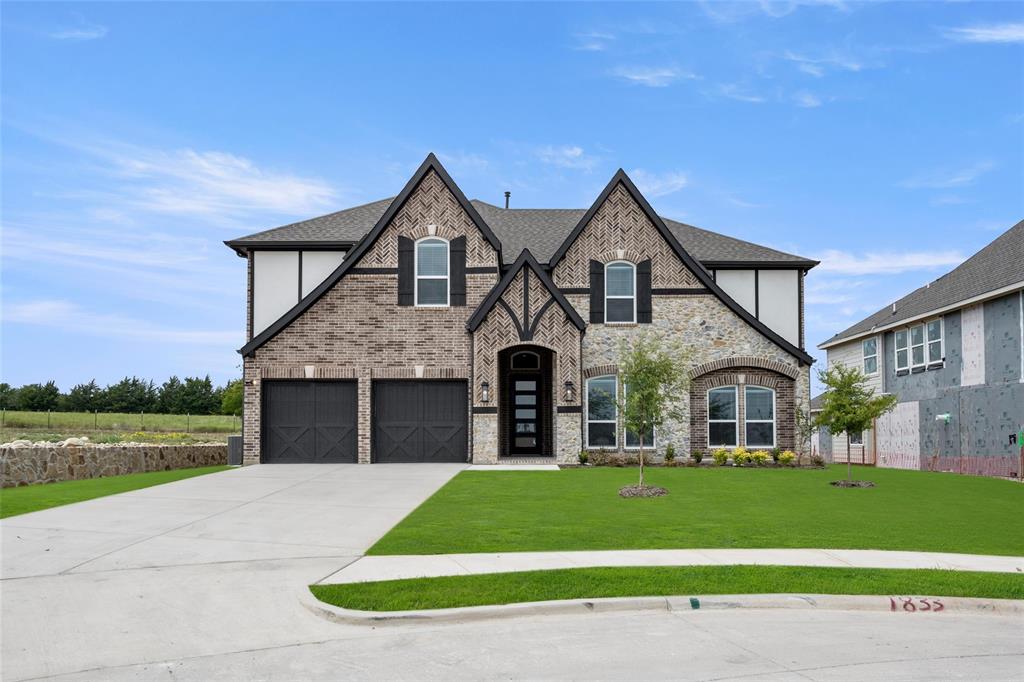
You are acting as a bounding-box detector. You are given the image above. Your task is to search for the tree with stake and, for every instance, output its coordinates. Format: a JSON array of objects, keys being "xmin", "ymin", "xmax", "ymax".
[
  {"xmin": 814, "ymin": 363, "xmax": 897, "ymax": 486},
  {"xmin": 617, "ymin": 333, "xmax": 690, "ymax": 497}
]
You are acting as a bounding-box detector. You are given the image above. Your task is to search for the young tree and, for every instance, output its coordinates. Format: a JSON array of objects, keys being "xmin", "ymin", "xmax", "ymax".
[
  {"xmin": 617, "ymin": 333, "xmax": 691, "ymax": 491},
  {"xmin": 814, "ymin": 363, "xmax": 897, "ymax": 483},
  {"xmin": 220, "ymin": 379, "xmax": 243, "ymax": 416}
]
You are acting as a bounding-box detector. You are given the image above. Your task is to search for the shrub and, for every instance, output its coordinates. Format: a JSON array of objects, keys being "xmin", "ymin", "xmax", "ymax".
[
  {"xmin": 811, "ymin": 453, "xmax": 825, "ymax": 467},
  {"xmin": 712, "ymin": 448, "xmax": 730, "ymax": 466},
  {"xmin": 690, "ymin": 449, "xmax": 704, "ymax": 464},
  {"xmin": 589, "ymin": 451, "xmax": 632, "ymax": 467},
  {"xmin": 770, "ymin": 447, "xmax": 781, "ymax": 463},
  {"xmin": 732, "ymin": 446, "xmax": 749, "ymax": 465},
  {"xmin": 750, "ymin": 450, "xmax": 770, "ymax": 466},
  {"xmin": 664, "ymin": 444, "xmax": 676, "ymax": 464},
  {"xmin": 779, "ymin": 450, "xmax": 797, "ymax": 466},
  {"xmin": 578, "ymin": 450, "xmax": 589, "ymax": 465}
]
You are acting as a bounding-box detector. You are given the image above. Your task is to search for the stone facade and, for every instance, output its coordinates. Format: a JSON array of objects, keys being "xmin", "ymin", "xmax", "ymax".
[{"xmin": 2, "ymin": 444, "xmax": 227, "ymax": 488}]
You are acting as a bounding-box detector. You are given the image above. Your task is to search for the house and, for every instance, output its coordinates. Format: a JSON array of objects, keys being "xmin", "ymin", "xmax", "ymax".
[
  {"xmin": 816, "ymin": 221, "xmax": 1024, "ymax": 477},
  {"xmin": 225, "ymin": 154, "xmax": 817, "ymax": 465}
]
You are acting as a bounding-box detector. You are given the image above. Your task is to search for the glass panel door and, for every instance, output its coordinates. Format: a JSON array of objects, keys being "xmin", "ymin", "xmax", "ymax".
[{"xmin": 509, "ymin": 375, "xmax": 542, "ymax": 454}]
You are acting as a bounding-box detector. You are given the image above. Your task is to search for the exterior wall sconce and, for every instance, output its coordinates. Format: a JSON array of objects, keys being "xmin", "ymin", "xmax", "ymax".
[
  {"xmin": 564, "ymin": 380, "xmax": 576, "ymax": 403},
  {"xmin": 481, "ymin": 381, "xmax": 490, "ymax": 403}
]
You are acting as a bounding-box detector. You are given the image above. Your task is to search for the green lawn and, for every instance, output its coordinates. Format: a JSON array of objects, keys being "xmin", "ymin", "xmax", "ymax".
[
  {"xmin": 1, "ymin": 409, "xmax": 240, "ymax": 434},
  {"xmin": 311, "ymin": 565, "xmax": 1024, "ymax": 611},
  {"xmin": 369, "ymin": 465, "xmax": 1024, "ymax": 557},
  {"xmin": 0, "ymin": 466, "xmax": 232, "ymax": 518}
]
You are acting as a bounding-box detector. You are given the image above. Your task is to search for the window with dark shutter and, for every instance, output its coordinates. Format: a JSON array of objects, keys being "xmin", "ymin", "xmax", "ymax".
[
  {"xmin": 450, "ymin": 236, "xmax": 466, "ymax": 306},
  {"xmin": 637, "ymin": 259, "xmax": 652, "ymax": 323},
  {"xmin": 589, "ymin": 260, "xmax": 604, "ymax": 323},
  {"xmin": 397, "ymin": 236, "xmax": 414, "ymax": 306}
]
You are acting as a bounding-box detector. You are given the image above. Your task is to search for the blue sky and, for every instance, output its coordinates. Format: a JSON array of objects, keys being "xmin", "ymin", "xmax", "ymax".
[{"xmin": 2, "ymin": 1, "xmax": 1022, "ymax": 393}]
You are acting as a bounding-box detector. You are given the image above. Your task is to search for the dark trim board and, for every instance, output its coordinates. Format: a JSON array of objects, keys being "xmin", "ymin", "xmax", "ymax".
[
  {"xmin": 703, "ymin": 260, "xmax": 820, "ymax": 269},
  {"xmin": 472, "ymin": 406, "xmax": 498, "ymax": 414},
  {"xmin": 349, "ymin": 267, "xmax": 398, "ymax": 275},
  {"xmin": 556, "ymin": 405, "xmax": 582, "ymax": 413},
  {"xmin": 558, "ymin": 287, "xmax": 590, "ymax": 295},
  {"xmin": 240, "ymin": 153, "xmax": 504, "ymax": 356},
  {"xmin": 466, "ymin": 266, "xmax": 500, "ymax": 274},
  {"xmin": 652, "ymin": 288, "xmax": 710, "ymax": 295},
  {"xmin": 226, "ymin": 241, "xmax": 355, "ymax": 257}
]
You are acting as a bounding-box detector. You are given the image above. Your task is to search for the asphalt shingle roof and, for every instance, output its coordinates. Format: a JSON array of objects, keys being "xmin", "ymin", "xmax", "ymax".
[
  {"xmin": 820, "ymin": 220, "xmax": 1024, "ymax": 348},
  {"xmin": 227, "ymin": 196, "xmax": 818, "ymax": 267}
]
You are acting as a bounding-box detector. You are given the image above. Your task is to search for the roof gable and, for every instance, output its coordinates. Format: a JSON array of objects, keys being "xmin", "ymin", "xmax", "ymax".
[
  {"xmin": 239, "ymin": 153, "xmax": 501, "ymax": 356},
  {"xmin": 548, "ymin": 169, "xmax": 814, "ymax": 365},
  {"xmin": 467, "ymin": 250, "xmax": 586, "ymax": 333}
]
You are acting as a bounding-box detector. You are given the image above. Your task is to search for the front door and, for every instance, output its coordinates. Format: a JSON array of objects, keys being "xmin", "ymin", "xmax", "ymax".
[{"xmin": 509, "ymin": 372, "xmax": 543, "ymax": 455}]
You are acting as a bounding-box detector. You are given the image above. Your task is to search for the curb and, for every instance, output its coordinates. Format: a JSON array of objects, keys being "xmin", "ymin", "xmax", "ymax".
[{"xmin": 298, "ymin": 588, "xmax": 1024, "ymax": 627}]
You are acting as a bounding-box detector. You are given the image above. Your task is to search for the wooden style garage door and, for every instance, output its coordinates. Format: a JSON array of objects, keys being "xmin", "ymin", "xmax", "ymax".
[
  {"xmin": 262, "ymin": 381, "xmax": 358, "ymax": 463},
  {"xmin": 372, "ymin": 381, "xmax": 467, "ymax": 463}
]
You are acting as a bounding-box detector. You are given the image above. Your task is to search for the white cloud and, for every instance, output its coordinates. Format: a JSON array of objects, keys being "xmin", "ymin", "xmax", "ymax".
[
  {"xmin": 573, "ymin": 31, "xmax": 615, "ymax": 51},
  {"xmin": 536, "ymin": 145, "xmax": 598, "ymax": 171},
  {"xmin": 630, "ymin": 169, "xmax": 689, "ymax": 198},
  {"xmin": 438, "ymin": 150, "xmax": 489, "ymax": 174},
  {"xmin": 794, "ymin": 91, "xmax": 823, "ymax": 108},
  {"xmin": 782, "ymin": 50, "xmax": 865, "ymax": 75},
  {"xmin": 717, "ymin": 84, "xmax": 766, "ymax": 103},
  {"xmin": 4, "ymin": 300, "xmax": 239, "ymax": 345},
  {"xmin": 944, "ymin": 23, "xmax": 1024, "ymax": 44},
  {"xmin": 900, "ymin": 161, "xmax": 994, "ymax": 189},
  {"xmin": 930, "ymin": 195, "xmax": 969, "ymax": 206},
  {"xmin": 813, "ymin": 249, "xmax": 965, "ymax": 275},
  {"xmin": 700, "ymin": 0, "xmax": 847, "ymax": 23},
  {"xmin": 48, "ymin": 19, "xmax": 108, "ymax": 41},
  {"xmin": 612, "ymin": 66, "xmax": 698, "ymax": 88}
]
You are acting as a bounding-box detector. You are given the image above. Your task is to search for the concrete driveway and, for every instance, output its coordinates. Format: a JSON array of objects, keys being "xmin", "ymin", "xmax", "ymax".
[{"xmin": 1, "ymin": 463, "xmax": 464, "ymax": 681}]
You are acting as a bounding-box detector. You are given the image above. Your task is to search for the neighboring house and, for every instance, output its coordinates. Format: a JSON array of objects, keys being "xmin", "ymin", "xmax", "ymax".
[
  {"xmin": 816, "ymin": 221, "xmax": 1024, "ymax": 477},
  {"xmin": 225, "ymin": 154, "xmax": 817, "ymax": 465}
]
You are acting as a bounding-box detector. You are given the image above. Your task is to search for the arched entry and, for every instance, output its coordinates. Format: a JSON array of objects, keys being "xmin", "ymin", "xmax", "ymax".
[{"xmin": 498, "ymin": 345, "xmax": 554, "ymax": 457}]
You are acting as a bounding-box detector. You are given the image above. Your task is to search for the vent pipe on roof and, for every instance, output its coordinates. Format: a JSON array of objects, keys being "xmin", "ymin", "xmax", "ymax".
[
  {"xmin": 504, "ymin": 191, "xmax": 510, "ymax": 209},
  {"xmin": 891, "ymin": 303, "xmax": 897, "ymax": 314}
]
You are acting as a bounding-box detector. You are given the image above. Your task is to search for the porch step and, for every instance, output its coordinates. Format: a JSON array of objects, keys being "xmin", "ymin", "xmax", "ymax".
[{"xmin": 497, "ymin": 456, "xmax": 557, "ymax": 465}]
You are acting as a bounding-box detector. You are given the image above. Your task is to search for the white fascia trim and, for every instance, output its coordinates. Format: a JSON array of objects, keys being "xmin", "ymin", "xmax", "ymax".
[{"xmin": 818, "ymin": 281, "xmax": 1024, "ymax": 350}]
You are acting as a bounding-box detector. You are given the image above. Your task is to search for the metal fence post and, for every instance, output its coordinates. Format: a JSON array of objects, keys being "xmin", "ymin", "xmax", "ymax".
[
  {"xmin": 187, "ymin": 413, "xmax": 190, "ymax": 433},
  {"xmin": 141, "ymin": 411, "xmax": 144, "ymax": 430},
  {"xmin": 48, "ymin": 410, "xmax": 51, "ymax": 428},
  {"xmin": 95, "ymin": 410, "xmax": 98, "ymax": 428}
]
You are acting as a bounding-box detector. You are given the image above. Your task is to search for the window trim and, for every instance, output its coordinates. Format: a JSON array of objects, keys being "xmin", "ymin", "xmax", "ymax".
[
  {"xmin": 585, "ymin": 375, "xmax": 618, "ymax": 449},
  {"xmin": 743, "ymin": 385, "xmax": 776, "ymax": 449},
  {"xmin": 707, "ymin": 385, "xmax": 739, "ymax": 448},
  {"xmin": 510, "ymin": 350, "xmax": 540, "ymax": 370},
  {"xmin": 414, "ymin": 237, "xmax": 449, "ymax": 307},
  {"xmin": 894, "ymin": 317, "xmax": 943, "ymax": 372},
  {"xmin": 848, "ymin": 430, "xmax": 864, "ymax": 445},
  {"xmin": 604, "ymin": 261, "xmax": 636, "ymax": 324},
  {"xmin": 623, "ymin": 382, "xmax": 657, "ymax": 450},
  {"xmin": 862, "ymin": 337, "xmax": 879, "ymax": 376}
]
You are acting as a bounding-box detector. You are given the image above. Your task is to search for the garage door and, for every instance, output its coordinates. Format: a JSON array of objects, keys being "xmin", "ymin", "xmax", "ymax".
[
  {"xmin": 373, "ymin": 381, "xmax": 467, "ymax": 463},
  {"xmin": 263, "ymin": 381, "xmax": 358, "ymax": 463}
]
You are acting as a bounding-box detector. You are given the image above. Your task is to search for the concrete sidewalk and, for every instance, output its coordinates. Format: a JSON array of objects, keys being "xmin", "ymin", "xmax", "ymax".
[{"xmin": 320, "ymin": 548, "xmax": 1024, "ymax": 584}]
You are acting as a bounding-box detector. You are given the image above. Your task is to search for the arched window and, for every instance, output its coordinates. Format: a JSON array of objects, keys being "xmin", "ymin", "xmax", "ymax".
[
  {"xmin": 708, "ymin": 386, "xmax": 737, "ymax": 447},
  {"xmin": 745, "ymin": 386, "xmax": 775, "ymax": 448},
  {"xmin": 585, "ymin": 375, "xmax": 617, "ymax": 448},
  {"xmin": 510, "ymin": 351, "xmax": 540, "ymax": 370},
  {"xmin": 415, "ymin": 238, "xmax": 449, "ymax": 306},
  {"xmin": 605, "ymin": 261, "xmax": 636, "ymax": 323}
]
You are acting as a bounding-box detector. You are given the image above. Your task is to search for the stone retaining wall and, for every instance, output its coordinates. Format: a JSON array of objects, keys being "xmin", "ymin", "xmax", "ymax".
[{"xmin": 1, "ymin": 444, "xmax": 229, "ymax": 488}]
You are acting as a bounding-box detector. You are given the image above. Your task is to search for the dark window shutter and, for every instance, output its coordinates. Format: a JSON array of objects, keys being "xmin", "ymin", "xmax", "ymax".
[
  {"xmin": 637, "ymin": 259, "xmax": 652, "ymax": 323},
  {"xmin": 589, "ymin": 260, "xmax": 604, "ymax": 323},
  {"xmin": 450, "ymin": 236, "xmax": 467, "ymax": 306},
  {"xmin": 397, "ymin": 236, "xmax": 414, "ymax": 306}
]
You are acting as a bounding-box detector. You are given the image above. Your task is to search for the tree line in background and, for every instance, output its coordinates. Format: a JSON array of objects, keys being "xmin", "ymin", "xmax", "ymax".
[{"xmin": 0, "ymin": 377, "xmax": 244, "ymax": 416}]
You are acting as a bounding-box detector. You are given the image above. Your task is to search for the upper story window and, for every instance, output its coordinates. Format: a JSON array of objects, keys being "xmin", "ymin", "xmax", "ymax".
[
  {"xmin": 708, "ymin": 386, "xmax": 738, "ymax": 447},
  {"xmin": 585, "ymin": 375, "xmax": 617, "ymax": 448},
  {"xmin": 415, "ymin": 238, "xmax": 449, "ymax": 306},
  {"xmin": 744, "ymin": 386, "xmax": 775, "ymax": 448},
  {"xmin": 605, "ymin": 261, "xmax": 636, "ymax": 324},
  {"xmin": 862, "ymin": 337, "xmax": 878, "ymax": 375},
  {"xmin": 894, "ymin": 318, "xmax": 943, "ymax": 372}
]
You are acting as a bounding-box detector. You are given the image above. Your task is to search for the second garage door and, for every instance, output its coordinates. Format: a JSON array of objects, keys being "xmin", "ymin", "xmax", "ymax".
[
  {"xmin": 372, "ymin": 380, "xmax": 468, "ymax": 463},
  {"xmin": 263, "ymin": 381, "xmax": 358, "ymax": 463}
]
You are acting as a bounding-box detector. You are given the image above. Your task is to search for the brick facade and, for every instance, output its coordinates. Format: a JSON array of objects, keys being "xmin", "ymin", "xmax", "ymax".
[{"xmin": 689, "ymin": 366, "xmax": 796, "ymax": 453}]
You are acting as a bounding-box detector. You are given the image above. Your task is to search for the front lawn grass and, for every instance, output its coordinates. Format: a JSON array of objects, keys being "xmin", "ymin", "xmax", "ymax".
[
  {"xmin": 0, "ymin": 466, "xmax": 232, "ymax": 518},
  {"xmin": 311, "ymin": 565, "xmax": 1024, "ymax": 611},
  {"xmin": 368, "ymin": 465, "xmax": 1024, "ymax": 556}
]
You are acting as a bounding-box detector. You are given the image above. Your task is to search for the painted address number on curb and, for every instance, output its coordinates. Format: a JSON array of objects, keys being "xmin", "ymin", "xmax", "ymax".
[{"xmin": 889, "ymin": 597, "xmax": 944, "ymax": 613}]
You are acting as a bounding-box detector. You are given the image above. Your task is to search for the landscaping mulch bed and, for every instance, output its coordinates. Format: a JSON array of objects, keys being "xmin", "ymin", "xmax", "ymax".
[
  {"xmin": 619, "ymin": 484, "xmax": 668, "ymax": 498},
  {"xmin": 830, "ymin": 480, "xmax": 876, "ymax": 488}
]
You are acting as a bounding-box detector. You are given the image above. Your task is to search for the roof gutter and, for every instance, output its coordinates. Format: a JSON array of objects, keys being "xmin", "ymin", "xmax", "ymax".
[
  {"xmin": 818, "ymin": 280, "xmax": 1024, "ymax": 350},
  {"xmin": 223, "ymin": 240, "xmax": 358, "ymax": 258}
]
